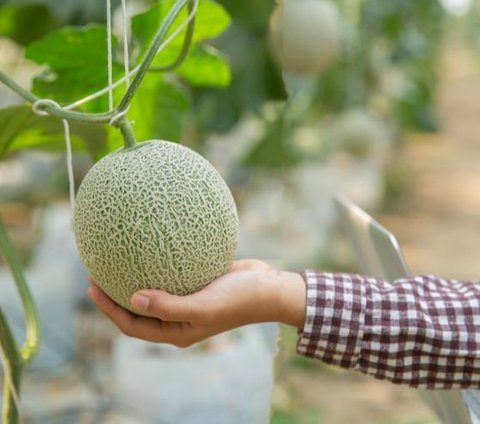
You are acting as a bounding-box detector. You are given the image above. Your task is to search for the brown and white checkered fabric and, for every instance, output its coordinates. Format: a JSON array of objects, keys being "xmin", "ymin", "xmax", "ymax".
[{"xmin": 297, "ymin": 271, "xmax": 480, "ymax": 389}]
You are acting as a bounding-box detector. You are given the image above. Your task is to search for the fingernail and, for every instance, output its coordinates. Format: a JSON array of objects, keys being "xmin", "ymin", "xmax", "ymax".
[{"xmin": 132, "ymin": 294, "xmax": 150, "ymax": 311}]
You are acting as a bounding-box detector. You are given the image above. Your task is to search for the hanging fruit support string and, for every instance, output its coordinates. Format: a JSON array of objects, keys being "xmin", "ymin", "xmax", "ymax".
[{"xmin": 0, "ymin": 0, "xmax": 197, "ymax": 422}]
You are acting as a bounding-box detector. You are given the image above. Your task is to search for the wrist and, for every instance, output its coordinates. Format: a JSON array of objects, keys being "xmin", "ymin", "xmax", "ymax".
[{"xmin": 276, "ymin": 271, "xmax": 307, "ymax": 329}]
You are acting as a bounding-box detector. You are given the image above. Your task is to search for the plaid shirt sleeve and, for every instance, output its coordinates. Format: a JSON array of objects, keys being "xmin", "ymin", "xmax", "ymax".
[{"xmin": 297, "ymin": 271, "xmax": 480, "ymax": 389}]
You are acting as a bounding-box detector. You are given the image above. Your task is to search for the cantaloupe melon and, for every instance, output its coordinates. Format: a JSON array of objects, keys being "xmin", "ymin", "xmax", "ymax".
[
  {"xmin": 270, "ymin": 0, "xmax": 342, "ymax": 75},
  {"xmin": 73, "ymin": 140, "xmax": 239, "ymax": 313}
]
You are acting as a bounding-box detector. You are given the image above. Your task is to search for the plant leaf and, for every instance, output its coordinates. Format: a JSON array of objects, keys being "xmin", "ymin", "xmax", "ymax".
[
  {"xmin": 131, "ymin": 0, "xmax": 231, "ymax": 58},
  {"xmin": 0, "ymin": 105, "xmax": 108, "ymax": 161},
  {"xmin": 25, "ymin": 25, "xmax": 123, "ymax": 110},
  {"xmin": 128, "ymin": 73, "xmax": 189, "ymax": 142},
  {"xmin": 0, "ymin": 4, "xmax": 59, "ymax": 46},
  {"xmin": 153, "ymin": 44, "xmax": 231, "ymax": 87}
]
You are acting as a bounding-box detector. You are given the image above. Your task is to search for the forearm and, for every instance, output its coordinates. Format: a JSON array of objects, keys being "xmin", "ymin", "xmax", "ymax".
[{"xmin": 296, "ymin": 271, "xmax": 480, "ymax": 389}]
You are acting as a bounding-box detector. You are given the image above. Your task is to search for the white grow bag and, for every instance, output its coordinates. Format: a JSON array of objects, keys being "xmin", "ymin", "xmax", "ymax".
[{"xmin": 113, "ymin": 324, "xmax": 278, "ymax": 424}]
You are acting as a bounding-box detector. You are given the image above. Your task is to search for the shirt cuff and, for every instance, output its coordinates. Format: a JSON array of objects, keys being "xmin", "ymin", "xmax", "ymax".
[{"xmin": 296, "ymin": 271, "xmax": 366, "ymax": 370}]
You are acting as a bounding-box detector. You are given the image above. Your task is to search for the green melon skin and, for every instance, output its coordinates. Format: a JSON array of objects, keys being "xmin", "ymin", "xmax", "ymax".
[{"xmin": 73, "ymin": 140, "xmax": 239, "ymax": 313}]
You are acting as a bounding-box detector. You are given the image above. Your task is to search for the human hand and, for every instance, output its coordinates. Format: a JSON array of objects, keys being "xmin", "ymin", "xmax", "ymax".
[{"xmin": 87, "ymin": 259, "xmax": 306, "ymax": 347}]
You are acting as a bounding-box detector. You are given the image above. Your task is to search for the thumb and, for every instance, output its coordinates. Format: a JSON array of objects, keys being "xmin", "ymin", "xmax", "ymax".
[{"xmin": 131, "ymin": 290, "xmax": 196, "ymax": 322}]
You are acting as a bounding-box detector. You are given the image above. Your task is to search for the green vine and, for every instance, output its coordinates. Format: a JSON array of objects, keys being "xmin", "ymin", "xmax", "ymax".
[
  {"xmin": 0, "ymin": 215, "xmax": 41, "ymax": 424},
  {"xmin": 149, "ymin": 1, "xmax": 196, "ymax": 73}
]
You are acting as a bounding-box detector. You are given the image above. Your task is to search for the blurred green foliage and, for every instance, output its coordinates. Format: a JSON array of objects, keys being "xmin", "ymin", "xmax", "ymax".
[
  {"xmin": 0, "ymin": 3, "xmax": 59, "ymax": 45},
  {"xmin": 313, "ymin": 0, "xmax": 446, "ymax": 132},
  {"xmin": 192, "ymin": 0, "xmax": 286, "ymax": 135},
  {"xmin": 0, "ymin": 0, "xmax": 450, "ymax": 167},
  {"xmin": 362, "ymin": 0, "xmax": 446, "ymax": 131},
  {"xmin": 0, "ymin": 0, "xmax": 112, "ymax": 23}
]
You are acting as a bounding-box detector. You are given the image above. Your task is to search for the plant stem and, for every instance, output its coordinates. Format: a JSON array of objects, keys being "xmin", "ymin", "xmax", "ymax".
[
  {"xmin": 0, "ymin": 72, "xmax": 37, "ymax": 104},
  {"xmin": 117, "ymin": 116, "xmax": 137, "ymax": 148},
  {"xmin": 0, "ymin": 310, "xmax": 20, "ymax": 366},
  {"xmin": 0, "ymin": 216, "xmax": 40, "ymax": 365},
  {"xmin": 0, "ymin": 214, "xmax": 40, "ymax": 424},
  {"xmin": 149, "ymin": 1, "xmax": 196, "ymax": 73},
  {"xmin": 0, "ymin": 71, "xmax": 116, "ymax": 124},
  {"xmin": 117, "ymin": 0, "xmax": 191, "ymax": 113},
  {"xmin": 1, "ymin": 363, "xmax": 22, "ymax": 424},
  {"xmin": 0, "ymin": 309, "xmax": 22, "ymax": 424}
]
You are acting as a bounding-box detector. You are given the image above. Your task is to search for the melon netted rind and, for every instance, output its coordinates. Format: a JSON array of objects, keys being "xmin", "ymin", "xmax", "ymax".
[{"xmin": 73, "ymin": 140, "xmax": 239, "ymax": 312}]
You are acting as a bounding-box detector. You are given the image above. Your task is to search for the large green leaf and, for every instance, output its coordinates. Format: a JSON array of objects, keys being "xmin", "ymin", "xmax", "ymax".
[
  {"xmin": 25, "ymin": 25, "xmax": 124, "ymax": 110},
  {"xmin": 0, "ymin": 105, "xmax": 108, "ymax": 160},
  {"xmin": 132, "ymin": 0, "xmax": 231, "ymax": 56},
  {"xmin": 128, "ymin": 73, "xmax": 189, "ymax": 142},
  {"xmin": 131, "ymin": 0, "xmax": 232, "ymax": 88},
  {"xmin": 153, "ymin": 44, "xmax": 231, "ymax": 87}
]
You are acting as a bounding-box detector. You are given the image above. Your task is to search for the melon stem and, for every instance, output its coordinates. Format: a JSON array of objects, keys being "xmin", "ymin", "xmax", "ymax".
[{"xmin": 117, "ymin": 116, "xmax": 137, "ymax": 148}]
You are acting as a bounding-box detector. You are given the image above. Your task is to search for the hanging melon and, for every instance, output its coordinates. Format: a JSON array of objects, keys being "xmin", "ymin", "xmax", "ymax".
[{"xmin": 270, "ymin": 0, "xmax": 342, "ymax": 75}]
